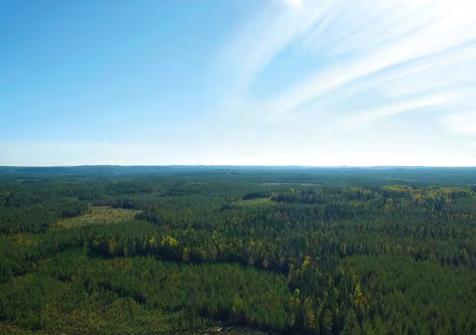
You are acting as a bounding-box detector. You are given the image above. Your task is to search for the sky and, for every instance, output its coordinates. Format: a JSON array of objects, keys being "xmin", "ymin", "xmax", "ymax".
[{"xmin": 1, "ymin": 0, "xmax": 475, "ymax": 166}]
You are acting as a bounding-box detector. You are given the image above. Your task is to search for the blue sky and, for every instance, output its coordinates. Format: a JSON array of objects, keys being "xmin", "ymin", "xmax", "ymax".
[{"xmin": 1, "ymin": 0, "xmax": 475, "ymax": 166}]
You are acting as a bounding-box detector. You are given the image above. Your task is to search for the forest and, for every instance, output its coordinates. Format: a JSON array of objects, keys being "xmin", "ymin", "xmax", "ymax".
[{"xmin": 0, "ymin": 166, "xmax": 475, "ymax": 334}]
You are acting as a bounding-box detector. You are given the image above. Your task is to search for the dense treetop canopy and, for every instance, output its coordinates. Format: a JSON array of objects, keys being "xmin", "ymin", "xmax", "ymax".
[{"xmin": 0, "ymin": 167, "xmax": 475, "ymax": 334}]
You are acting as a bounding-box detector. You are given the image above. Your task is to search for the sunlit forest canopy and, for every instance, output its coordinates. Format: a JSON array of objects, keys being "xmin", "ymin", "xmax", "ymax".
[{"xmin": 0, "ymin": 167, "xmax": 475, "ymax": 334}]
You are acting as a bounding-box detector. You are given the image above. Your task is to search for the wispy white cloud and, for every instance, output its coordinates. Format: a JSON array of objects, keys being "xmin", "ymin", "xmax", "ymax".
[
  {"xmin": 265, "ymin": 12, "xmax": 474, "ymax": 116},
  {"xmin": 217, "ymin": 0, "xmax": 476, "ymax": 126},
  {"xmin": 283, "ymin": 0, "xmax": 303, "ymax": 10},
  {"xmin": 342, "ymin": 91, "xmax": 463, "ymax": 130},
  {"xmin": 440, "ymin": 112, "xmax": 476, "ymax": 135},
  {"xmin": 215, "ymin": 0, "xmax": 332, "ymax": 93}
]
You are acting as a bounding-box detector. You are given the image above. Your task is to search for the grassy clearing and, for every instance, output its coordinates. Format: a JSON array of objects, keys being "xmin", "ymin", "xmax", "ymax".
[
  {"xmin": 55, "ymin": 206, "xmax": 139, "ymax": 229},
  {"xmin": 232, "ymin": 197, "xmax": 273, "ymax": 208}
]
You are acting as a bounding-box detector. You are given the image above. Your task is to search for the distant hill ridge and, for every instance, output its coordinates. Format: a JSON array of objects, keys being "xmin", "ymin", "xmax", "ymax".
[{"xmin": 0, "ymin": 165, "xmax": 475, "ymax": 186}]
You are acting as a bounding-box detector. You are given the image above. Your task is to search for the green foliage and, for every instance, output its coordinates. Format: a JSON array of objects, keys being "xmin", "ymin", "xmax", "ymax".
[{"xmin": 0, "ymin": 168, "xmax": 475, "ymax": 334}]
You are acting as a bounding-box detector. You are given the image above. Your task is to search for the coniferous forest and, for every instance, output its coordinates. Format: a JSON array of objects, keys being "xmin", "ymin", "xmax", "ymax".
[{"xmin": 0, "ymin": 166, "xmax": 475, "ymax": 335}]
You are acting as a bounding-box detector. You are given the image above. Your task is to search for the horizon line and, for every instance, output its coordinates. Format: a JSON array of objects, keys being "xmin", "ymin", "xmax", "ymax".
[{"xmin": 1, "ymin": 164, "xmax": 476, "ymax": 169}]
